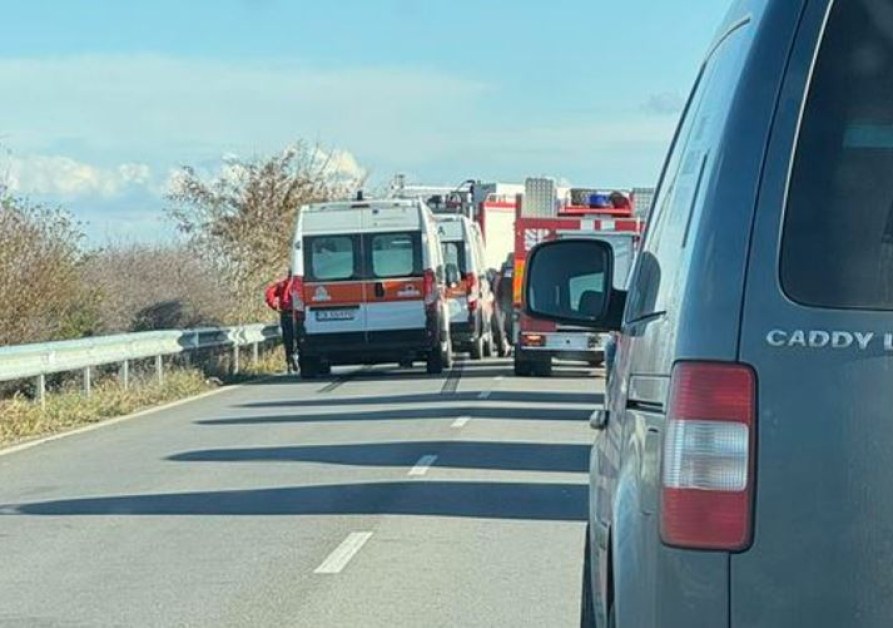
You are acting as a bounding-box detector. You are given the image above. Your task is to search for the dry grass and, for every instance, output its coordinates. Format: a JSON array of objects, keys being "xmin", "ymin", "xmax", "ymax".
[
  {"xmin": 0, "ymin": 369, "xmax": 212, "ymax": 447},
  {"xmin": 0, "ymin": 346, "xmax": 286, "ymax": 448}
]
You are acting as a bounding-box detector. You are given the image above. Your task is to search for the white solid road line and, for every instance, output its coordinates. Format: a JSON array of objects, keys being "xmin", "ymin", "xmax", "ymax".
[
  {"xmin": 408, "ymin": 454, "xmax": 438, "ymax": 476},
  {"xmin": 494, "ymin": 375, "xmax": 504, "ymax": 382},
  {"xmin": 478, "ymin": 390, "xmax": 492, "ymax": 400},
  {"xmin": 451, "ymin": 416, "xmax": 471, "ymax": 428},
  {"xmin": 314, "ymin": 532, "xmax": 374, "ymax": 574}
]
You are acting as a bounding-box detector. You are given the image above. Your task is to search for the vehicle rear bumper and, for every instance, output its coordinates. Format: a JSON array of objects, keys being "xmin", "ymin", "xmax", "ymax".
[
  {"xmin": 515, "ymin": 346, "xmax": 605, "ymax": 363},
  {"xmin": 450, "ymin": 319, "xmax": 480, "ymax": 344},
  {"xmin": 298, "ymin": 329, "xmax": 437, "ymax": 365}
]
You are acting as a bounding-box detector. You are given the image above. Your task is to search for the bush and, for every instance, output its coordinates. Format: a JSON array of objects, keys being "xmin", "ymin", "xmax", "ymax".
[{"xmin": 0, "ymin": 197, "xmax": 95, "ymax": 345}]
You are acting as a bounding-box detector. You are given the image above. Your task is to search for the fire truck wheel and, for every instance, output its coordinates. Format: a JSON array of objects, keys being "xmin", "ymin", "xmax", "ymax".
[
  {"xmin": 514, "ymin": 356, "xmax": 534, "ymax": 377},
  {"xmin": 534, "ymin": 360, "xmax": 553, "ymax": 377}
]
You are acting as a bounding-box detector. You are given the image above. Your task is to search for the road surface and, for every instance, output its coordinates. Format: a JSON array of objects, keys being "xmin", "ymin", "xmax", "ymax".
[{"xmin": 0, "ymin": 358, "xmax": 602, "ymax": 627}]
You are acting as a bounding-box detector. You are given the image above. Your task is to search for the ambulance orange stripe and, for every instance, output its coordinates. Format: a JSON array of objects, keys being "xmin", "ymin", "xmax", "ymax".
[{"xmin": 304, "ymin": 280, "xmax": 425, "ymax": 306}]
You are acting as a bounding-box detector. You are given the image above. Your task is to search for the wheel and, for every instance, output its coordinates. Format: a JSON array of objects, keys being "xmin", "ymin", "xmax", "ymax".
[
  {"xmin": 299, "ymin": 356, "xmax": 321, "ymax": 379},
  {"xmin": 470, "ymin": 334, "xmax": 484, "ymax": 360},
  {"xmin": 514, "ymin": 355, "xmax": 533, "ymax": 377},
  {"xmin": 581, "ymin": 526, "xmax": 596, "ymax": 628},
  {"xmin": 425, "ymin": 347, "xmax": 447, "ymax": 375},
  {"xmin": 534, "ymin": 360, "xmax": 553, "ymax": 377}
]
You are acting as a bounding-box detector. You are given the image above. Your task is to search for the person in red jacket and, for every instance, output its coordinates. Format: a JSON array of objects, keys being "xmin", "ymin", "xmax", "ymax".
[{"xmin": 265, "ymin": 272, "xmax": 297, "ymax": 373}]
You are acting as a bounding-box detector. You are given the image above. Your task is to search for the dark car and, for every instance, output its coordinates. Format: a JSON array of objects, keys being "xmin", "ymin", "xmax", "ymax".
[{"xmin": 524, "ymin": 0, "xmax": 893, "ymax": 626}]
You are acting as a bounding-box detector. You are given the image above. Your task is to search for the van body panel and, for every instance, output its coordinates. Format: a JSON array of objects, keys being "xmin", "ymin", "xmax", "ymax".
[
  {"xmin": 734, "ymin": 0, "xmax": 893, "ymax": 625},
  {"xmin": 293, "ymin": 199, "xmax": 446, "ymax": 367},
  {"xmin": 592, "ymin": 0, "xmax": 809, "ymax": 626}
]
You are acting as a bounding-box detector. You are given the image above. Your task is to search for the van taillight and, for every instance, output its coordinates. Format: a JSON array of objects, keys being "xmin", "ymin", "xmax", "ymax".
[
  {"xmin": 467, "ymin": 272, "xmax": 479, "ymax": 311},
  {"xmin": 661, "ymin": 362, "xmax": 756, "ymax": 551},
  {"xmin": 423, "ymin": 269, "xmax": 437, "ymax": 307}
]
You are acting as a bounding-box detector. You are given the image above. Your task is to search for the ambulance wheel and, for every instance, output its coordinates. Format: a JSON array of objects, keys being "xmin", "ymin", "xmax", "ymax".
[
  {"xmin": 470, "ymin": 335, "xmax": 484, "ymax": 361},
  {"xmin": 299, "ymin": 356, "xmax": 321, "ymax": 379}
]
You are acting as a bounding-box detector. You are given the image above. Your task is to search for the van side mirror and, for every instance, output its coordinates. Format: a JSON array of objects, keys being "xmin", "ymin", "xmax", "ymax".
[
  {"xmin": 523, "ymin": 239, "xmax": 624, "ymax": 331},
  {"xmin": 445, "ymin": 263, "xmax": 461, "ymax": 287}
]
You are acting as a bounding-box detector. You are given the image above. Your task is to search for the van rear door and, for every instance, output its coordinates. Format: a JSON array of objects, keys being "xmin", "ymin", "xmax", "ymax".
[
  {"xmin": 362, "ymin": 205, "xmax": 427, "ymax": 341},
  {"xmin": 303, "ymin": 232, "xmax": 368, "ymax": 342},
  {"xmin": 736, "ymin": 1, "xmax": 893, "ymax": 625}
]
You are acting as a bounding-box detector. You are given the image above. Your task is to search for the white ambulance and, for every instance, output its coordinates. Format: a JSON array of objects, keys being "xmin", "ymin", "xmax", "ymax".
[{"xmin": 290, "ymin": 197, "xmax": 454, "ymax": 378}]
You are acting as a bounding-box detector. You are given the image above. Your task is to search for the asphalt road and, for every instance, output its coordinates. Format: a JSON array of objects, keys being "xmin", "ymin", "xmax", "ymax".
[{"xmin": 0, "ymin": 357, "xmax": 602, "ymax": 627}]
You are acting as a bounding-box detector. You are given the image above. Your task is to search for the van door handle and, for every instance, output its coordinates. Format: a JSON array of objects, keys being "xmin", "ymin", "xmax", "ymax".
[
  {"xmin": 374, "ymin": 282, "xmax": 385, "ymax": 298},
  {"xmin": 590, "ymin": 409, "xmax": 609, "ymax": 430}
]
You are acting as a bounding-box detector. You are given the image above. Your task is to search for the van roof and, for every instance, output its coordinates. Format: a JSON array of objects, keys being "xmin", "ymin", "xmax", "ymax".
[{"xmin": 303, "ymin": 198, "xmax": 423, "ymax": 213}]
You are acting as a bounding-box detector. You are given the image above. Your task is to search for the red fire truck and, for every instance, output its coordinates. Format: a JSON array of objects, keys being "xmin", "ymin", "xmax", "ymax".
[{"xmin": 511, "ymin": 178, "xmax": 645, "ymax": 377}]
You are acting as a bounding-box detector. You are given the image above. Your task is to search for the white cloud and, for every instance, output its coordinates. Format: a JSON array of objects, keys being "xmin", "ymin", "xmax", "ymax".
[
  {"xmin": 3, "ymin": 154, "xmax": 153, "ymax": 198},
  {"xmin": 0, "ymin": 54, "xmax": 488, "ymax": 166}
]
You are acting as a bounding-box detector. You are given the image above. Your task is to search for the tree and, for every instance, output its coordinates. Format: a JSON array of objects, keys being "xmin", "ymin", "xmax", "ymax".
[
  {"xmin": 0, "ymin": 196, "xmax": 94, "ymax": 345},
  {"xmin": 167, "ymin": 142, "xmax": 365, "ymax": 322}
]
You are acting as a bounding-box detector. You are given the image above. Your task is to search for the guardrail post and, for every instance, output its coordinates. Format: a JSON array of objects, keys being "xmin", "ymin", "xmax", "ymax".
[
  {"xmin": 156, "ymin": 355, "xmax": 164, "ymax": 386},
  {"xmin": 83, "ymin": 366, "xmax": 92, "ymax": 398},
  {"xmin": 232, "ymin": 344, "xmax": 240, "ymax": 375},
  {"xmin": 36, "ymin": 374, "xmax": 46, "ymax": 408},
  {"xmin": 252, "ymin": 342, "xmax": 259, "ymax": 366},
  {"xmin": 121, "ymin": 359, "xmax": 130, "ymax": 391}
]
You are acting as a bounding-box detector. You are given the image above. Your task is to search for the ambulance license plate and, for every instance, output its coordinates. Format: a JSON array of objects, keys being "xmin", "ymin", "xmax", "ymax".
[{"xmin": 315, "ymin": 309, "xmax": 356, "ymax": 322}]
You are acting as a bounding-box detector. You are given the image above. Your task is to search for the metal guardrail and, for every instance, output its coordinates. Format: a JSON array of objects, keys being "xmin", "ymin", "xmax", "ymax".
[{"xmin": 0, "ymin": 324, "xmax": 281, "ymax": 405}]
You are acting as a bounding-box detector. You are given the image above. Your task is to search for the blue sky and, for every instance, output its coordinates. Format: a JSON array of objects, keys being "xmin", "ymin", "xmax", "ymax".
[{"xmin": 0, "ymin": 0, "xmax": 731, "ymax": 242}]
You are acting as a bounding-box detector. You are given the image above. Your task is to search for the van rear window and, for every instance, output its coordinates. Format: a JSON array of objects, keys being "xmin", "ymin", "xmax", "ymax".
[
  {"xmin": 781, "ymin": 0, "xmax": 893, "ymax": 309},
  {"xmin": 307, "ymin": 236, "xmax": 356, "ymax": 281},
  {"xmin": 370, "ymin": 232, "xmax": 422, "ymax": 278},
  {"xmin": 441, "ymin": 241, "xmax": 467, "ymax": 275}
]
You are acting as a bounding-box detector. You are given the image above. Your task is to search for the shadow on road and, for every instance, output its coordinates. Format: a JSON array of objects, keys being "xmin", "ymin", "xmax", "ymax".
[
  {"xmin": 168, "ymin": 441, "xmax": 590, "ymax": 473},
  {"xmin": 237, "ymin": 391, "xmax": 604, "ymax": 409},
  {"xmin": 5, "ymin": 481, "xmax": 587, "ymax": 522},
  {"xmin": 198, "ymin": 404, "xmax": 594, "ymax": 425}
]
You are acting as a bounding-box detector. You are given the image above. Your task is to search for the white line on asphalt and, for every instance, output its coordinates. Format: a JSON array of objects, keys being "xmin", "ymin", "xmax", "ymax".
[
  {"xmin": 451, "ymin": 416, "xmax": 471, "ymax": 428},
  {"xmin": 314, "ymin": 532, "xmax": 374, "ymax": 574},
  {"xmin": 409, "ymin": 454, "xmax": 438, "ymax": 476},
  {"xmin": 494, "ymin": 375, "xmax": 504, "ymax": 382},
  {"xmin": 478, "ymin": 390, "xmax": 492, "ymax": 400}
]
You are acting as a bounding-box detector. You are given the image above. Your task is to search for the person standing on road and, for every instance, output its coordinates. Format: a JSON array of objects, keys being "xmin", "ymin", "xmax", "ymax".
[{"xmin": 265, "ymin": 272, "xmax": 297, "ymax": 373}]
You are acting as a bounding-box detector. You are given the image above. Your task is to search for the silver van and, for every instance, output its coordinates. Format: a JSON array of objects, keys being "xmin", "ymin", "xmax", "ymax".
[{"xmin": 524, "ymin": 1, "xmax": 893, "ymax": 625}]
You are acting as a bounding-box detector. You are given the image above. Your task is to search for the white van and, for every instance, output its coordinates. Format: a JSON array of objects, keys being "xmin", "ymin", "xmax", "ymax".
[
  {"xmin": 290, "ymin": 198, "xmax": 453, "ymax": 378},
  {"xmin": 435, "ymin": 215, "xmax": 496, "ymax": 359}
]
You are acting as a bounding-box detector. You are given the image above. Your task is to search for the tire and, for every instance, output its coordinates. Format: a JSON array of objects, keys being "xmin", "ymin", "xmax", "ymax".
[
  {"xmin": 534, "ymin": 360, "xmax": 553, "ymax": 378},
  {"xmin": 580, "ymin": 526, "xmax": 596, "ymax": 628},
  {"xmin": 514, "ymin": 355, "xmax": 533, "ymax": 377},
  {"xmin": 470, "ymin": 334, "xmax": 484, "ymax": 360},
  {"xmin": 425, "ymin": 347, "xmax": 446, "ymax": 375},
  {"xmin": 299, "ymin": 356, "xmax": 321, "ymax": 380}
]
